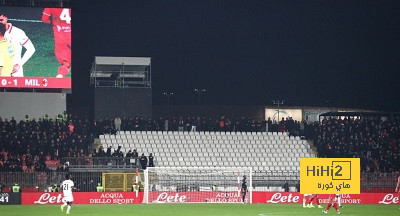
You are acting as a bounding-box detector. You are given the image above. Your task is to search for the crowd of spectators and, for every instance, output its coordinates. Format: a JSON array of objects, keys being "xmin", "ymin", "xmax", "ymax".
[
  {"xmin": 0, "ymin": 113, "xmax": 94, "ymax": 172},
  {"xmin": 86, "ymin": 115, "xmax": 302, "ymax": 170},
  {"xmin": 1, "ymin": 114, "xmax": 299, "ymax": 172},
  {"xmin": 2, "ymin": 113, "xmax": 399, "ymax": 175},
  {"xmin": 305, "ymin": 117, "xmax": 400, "ymax": 173},
  {"xmin": 91, "ymin": 146, "xmax": 154, "ymax": 170},
  {"xmin": 95, "ymin": 116, "xmax": 304, "ymax": 135}
]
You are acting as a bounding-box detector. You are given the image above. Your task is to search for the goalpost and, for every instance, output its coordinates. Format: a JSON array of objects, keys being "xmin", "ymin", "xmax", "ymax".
[{"xmin": 144, "ymin": 167, "xmax": 252, "ymax": 204}]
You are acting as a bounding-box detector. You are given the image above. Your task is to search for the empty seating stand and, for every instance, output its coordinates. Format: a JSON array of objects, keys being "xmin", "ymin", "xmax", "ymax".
[{"xmin": 99, "ymin": 131, "xmax": 315, "ymax": 173}]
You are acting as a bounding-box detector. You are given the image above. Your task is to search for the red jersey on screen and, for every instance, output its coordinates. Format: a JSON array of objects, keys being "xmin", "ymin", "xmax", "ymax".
[
  {"xmin": 42, "ymin": 8, "xmax": 71, "ymax": 64},
  {"xmin": 42, "ymin": 8, "xmax": 71, "ymax": 32}
]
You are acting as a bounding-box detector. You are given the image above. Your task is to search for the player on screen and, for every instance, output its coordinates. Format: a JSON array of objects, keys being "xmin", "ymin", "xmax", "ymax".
[
  {"xmin": 61, "ymin": 174, "xmax": 74, "ymax": 214},
  {"xmin": 306, "ymin": 194, "xmax": 323, "ymax": 208},
  {"xmin": 323, "ymin": 194, "xmax": 340, "ymax": 214},
  {"xmin": 396, "ymin": 175, "xmax": 400, "ymax": 209},
  {"xmin": 241, "ymin": 175, "xmax": 247, "ymax": 203},
  {"xmin": 0, "ymin": 23, "xmax": 14, "ymax": 77},
  {"xmin": 41, "ymin": 8, "xmax": 71, "ymax": 78},
  {"xmin": 0, "ymin": 13, "xmax": 35, "ymax": 77}
]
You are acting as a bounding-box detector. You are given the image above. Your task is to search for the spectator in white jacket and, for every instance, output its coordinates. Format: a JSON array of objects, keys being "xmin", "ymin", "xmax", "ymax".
[{"xmin": 114, "ymin": 116, "xmax": 122, "ymax": 131}]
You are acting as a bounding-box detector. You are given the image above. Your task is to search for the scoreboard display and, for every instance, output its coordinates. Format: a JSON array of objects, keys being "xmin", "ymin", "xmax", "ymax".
[
  {"xmin": 0, "ymin": 6, "xmax": 71, "ymax": 89},
  {"xmin": 0, "ymin": 193, "xmax": 21, "ymax": 205}
]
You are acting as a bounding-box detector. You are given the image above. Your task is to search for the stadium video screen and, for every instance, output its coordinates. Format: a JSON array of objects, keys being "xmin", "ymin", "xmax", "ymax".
[{"xmin": 0, "ymin": 7, "xmax": 71, "ymax": 89}]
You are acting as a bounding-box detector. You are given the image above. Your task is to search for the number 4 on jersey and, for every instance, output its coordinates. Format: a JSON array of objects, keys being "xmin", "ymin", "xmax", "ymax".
[{"xmin": 60, "ymin": 9, "xmax": 71, "ymax": 24}]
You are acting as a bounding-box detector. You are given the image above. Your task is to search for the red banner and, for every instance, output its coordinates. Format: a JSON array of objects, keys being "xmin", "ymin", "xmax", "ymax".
[
  {"xmin": 21, "ymin": 192, "xmax": 399, "ymax": 205},
  {"xmin": 0, "ymin": 77, "xmax": 71, "ymax": 89},
  {"xmin": 253, "ymin": 192, "xmax": 399, "ymax": 204},
  {"xmin": 148, "ymin": 192, "xmax": 399, "ymax": 204},
  {"xmin": 148, "ymin": 191, "xmax": 245, "ymax": 203},
  {"xmin": 22, "ymin": 192, "xmax": 142, "ymax": 205}
]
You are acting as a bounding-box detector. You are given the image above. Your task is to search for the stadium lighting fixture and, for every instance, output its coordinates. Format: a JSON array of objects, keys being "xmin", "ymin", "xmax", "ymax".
[
  {"xmin": 194, "ymin": 89, "xmax": 206, "ymax": 105},
  {"xmin": 163, "ymin": 92, "xmax": 174, "ymax": 116}
]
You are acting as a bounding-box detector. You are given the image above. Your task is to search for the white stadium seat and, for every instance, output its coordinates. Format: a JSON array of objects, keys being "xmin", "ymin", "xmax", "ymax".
[{"xmin": 99, "ymin": 131, "xmax": 313, "ymax": 177}]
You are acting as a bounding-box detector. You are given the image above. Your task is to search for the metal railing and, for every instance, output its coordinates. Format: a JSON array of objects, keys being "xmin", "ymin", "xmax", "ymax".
[
  {"xmin": 61, "ymin": 157, "xmax": 139, "ymax": 170},
  {"xmin": 0, "ymin": 171, "xmax": 397, "ymax": 193},
  {"xmin": 360, "ymin": 172, "xmax": 399, "ymax": 193},
  {"xmin": 253, "ymin": 171, "xmax": 299, "ymax": 191},
  {"xmin": 0, "ymin": 171, "xmax": 102, "ymax": 192}
]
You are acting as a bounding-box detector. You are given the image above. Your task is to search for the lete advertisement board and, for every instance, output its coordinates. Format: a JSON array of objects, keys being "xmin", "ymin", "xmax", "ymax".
[
  {"xmin": 253, "ymin": 192, "xmax": 399, "ymax": 205},
  {"xmin": 21, "ymin": 192, "xmax": 142, "ymax": 205},
  {"xmin": 20, "ymin": 192, "xmax": 398, "ymax": 205},
  {"xmin": 148, "ymin": 191, "xmax": 247, "ymax": 203}
]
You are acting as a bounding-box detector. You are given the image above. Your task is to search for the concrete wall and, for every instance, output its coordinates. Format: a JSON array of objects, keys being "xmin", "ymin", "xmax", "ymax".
[
  {"xmin": 94, "ymin": 88, "xmax": 152, "ymax": 119},
  {"xmin": 153, "ymin": 105, "xmax": 265, "ymax": 120},
  {"xmin": 0, "ymin": 92, "xmax": 66, "ymax": 121}
]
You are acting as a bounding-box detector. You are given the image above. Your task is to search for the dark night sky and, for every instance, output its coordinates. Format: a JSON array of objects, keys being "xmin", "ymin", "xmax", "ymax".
[{"xmin": 69, "ymin": 0, "xmax": 400, "ymax": 115}]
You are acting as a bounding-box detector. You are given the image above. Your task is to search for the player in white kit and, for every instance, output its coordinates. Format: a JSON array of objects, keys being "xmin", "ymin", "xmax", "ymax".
[
  {"xmin": 335, "ymin": 194, "xmax": 342, "ymax": 208},
  {"xmin": 0, "ymin": 14, "xmax": 35, "ymax": 77},
  {"xmin": 61, "ymin": 174, "xmax": 74, "ymax": 214}
]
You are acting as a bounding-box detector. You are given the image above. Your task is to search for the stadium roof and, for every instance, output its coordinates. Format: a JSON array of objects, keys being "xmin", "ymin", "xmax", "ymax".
[
  {"xmin": 319, "ymin": 111, "xmax": 400, "ymax": 117},
  {"xmin": 94, "ymin": 56, "xmax": 151, "ymax": 66}
]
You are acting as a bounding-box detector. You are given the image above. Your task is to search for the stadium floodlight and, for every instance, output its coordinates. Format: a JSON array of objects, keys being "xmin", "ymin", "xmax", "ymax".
[
  {"xmin": 144, "ymin": 167, "xmax": 252, "ymax": 204},
  {"xmin": 163, "ymin": 92, "xmax": 174, "ymax": 116},
  {"xmin": 194, "ymin": 89, "xmax": 206, "ymax": 105},
  {"xmin": 163, "ymin": 92, "xmax": 174, "ymax": 105}
]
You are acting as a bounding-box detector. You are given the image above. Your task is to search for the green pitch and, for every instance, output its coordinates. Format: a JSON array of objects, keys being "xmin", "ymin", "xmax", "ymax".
[
  {"xmin": 0, "ymin": 204, "xmax": 399, "ymax": 216},
  {"xmin": 14, "ymin": 21, "xmax": 68, "ymax": 78}
]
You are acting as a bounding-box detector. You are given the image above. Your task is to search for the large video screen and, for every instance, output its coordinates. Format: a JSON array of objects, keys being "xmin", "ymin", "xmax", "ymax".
[{"xmin": 0, "ymin": 7, "xmax": 71, "ymax": 89}]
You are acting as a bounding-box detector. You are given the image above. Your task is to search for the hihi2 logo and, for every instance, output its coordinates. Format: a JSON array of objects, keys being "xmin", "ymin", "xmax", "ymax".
[{"xmin": 300, "ymin": 158, "xmax": 360, "ymax": 194}]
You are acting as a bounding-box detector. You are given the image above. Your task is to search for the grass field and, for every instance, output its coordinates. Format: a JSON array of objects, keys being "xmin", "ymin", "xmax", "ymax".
[
  {"xmin": 14, "ymin": 21, "xmax": 67, "ymax": 78},
  {"xmin": 0, "ymin": 204, "xmax": 399, "ymax": 216}
]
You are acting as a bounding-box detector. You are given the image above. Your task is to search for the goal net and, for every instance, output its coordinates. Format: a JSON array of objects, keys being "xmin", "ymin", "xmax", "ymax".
[{"xmin": 144, "ymin": 167, "xmax": 252, "ymax": 204}]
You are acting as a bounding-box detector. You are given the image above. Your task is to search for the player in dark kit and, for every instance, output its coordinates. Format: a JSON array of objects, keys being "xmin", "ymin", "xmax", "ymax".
[{"xmin": 241, "ymin": 175, "xmax": 247, "ymax": 203}]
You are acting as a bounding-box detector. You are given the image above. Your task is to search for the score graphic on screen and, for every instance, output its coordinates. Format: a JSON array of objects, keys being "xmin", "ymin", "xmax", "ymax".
[{"xmin": 0, "ymin": 7, "xmax": 71, "ymax": 89}]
